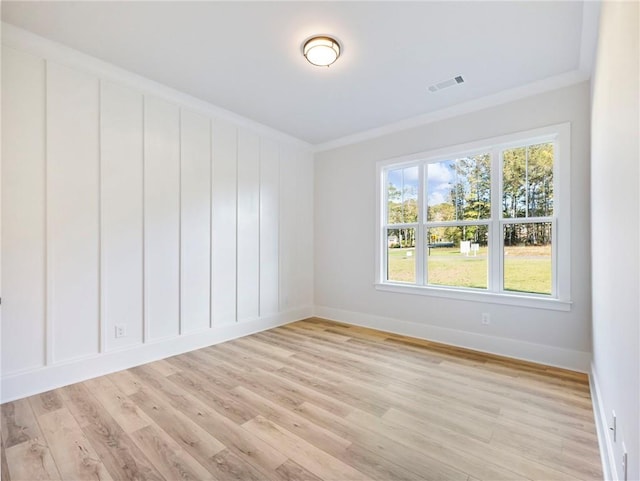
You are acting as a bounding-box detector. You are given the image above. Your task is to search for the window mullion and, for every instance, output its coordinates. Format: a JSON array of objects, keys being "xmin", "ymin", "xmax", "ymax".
[
  {"xmin": 416, "ymin": 163, "xmax": 425, "ymax": 286},
  {"xmin": 490, "ymin": 147, "xmax": 502, "ymax": 293}
]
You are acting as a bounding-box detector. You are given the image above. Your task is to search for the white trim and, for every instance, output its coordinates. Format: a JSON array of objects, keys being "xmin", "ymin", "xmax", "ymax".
[
  {"xmin": 376, "ymin": 125, "xmax": 566, "ymax": 168},
  {"xmin": 0, "ymin": 306, "xmax": 312, "ymax": 403},
  {"xmin": 1, "ymin": 22, "xmax": 312, "ymax": 153},
  {"xmin": 314, "ymin": 70, "xmax": 589, "ymax": 152},
  {"xmin": 314, "ymin": 305, "xmax": 591, "ymax": 372},
  {"xmin": 374, "ymin": 283, "xmax": 571, "ymax": 311},
  {"xmin": 590, "ymin": 363, "xmax": 615, "ymax": 481},
  {"xmin": 416, "ymin": 163, "xmax": 425, "ymax": 284},
  {"xmin": 97, "ymin": 78, "xmax": 105, "ymax": 354},
  {"xmin": 491, "ymin": 146, "xmax": 502, "ymax": 292},
  {"xmin": 555, "ymin": 123, "xmax": 572, "ymax": 302},
  {"xmin": 44, "ymin": 59, "xmax": 54, "ymax": 366},
  {"xmin": 375, "ymin": 162, "xmax": 384, "ymax": 284},
  {"xmin": 178, "ymin": 108, "xmax": 183, "ymax": 336}
]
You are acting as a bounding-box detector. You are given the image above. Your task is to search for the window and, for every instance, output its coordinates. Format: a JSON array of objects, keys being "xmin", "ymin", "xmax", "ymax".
[{"xmin": 376, "ymin": 124, "xmax": 571, "ymax": 310}]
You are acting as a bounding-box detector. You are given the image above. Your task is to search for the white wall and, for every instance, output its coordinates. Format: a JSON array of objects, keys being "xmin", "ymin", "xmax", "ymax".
[
  {"xmin": 1, "ymin": 35, "xmax": 314, "ymax": 402},
  {"xmin": 315, "ymin": 82, "xmax": 592, "ymax": 371},
  {"xmin": 590, "ymin": 2, "xmax": 639, "ymax": 480}
]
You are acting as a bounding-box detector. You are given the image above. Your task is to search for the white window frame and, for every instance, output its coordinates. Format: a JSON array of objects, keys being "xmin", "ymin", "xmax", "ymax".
[{"xmin": 375, "ymin": 123, "xmax": 571, "ymax": 311}]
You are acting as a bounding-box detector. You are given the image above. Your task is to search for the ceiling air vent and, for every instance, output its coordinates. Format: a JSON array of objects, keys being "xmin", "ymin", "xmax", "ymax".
[{"xmin": 428, "ymin": 75, "xmax": 464, "ymax": 93}]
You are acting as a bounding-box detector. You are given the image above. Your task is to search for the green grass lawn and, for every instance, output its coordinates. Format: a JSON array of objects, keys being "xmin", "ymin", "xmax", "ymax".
[
  {"xmin": 388, "ymin": 246, "xmax": 551, "ymax": 294},
  {"xmin": 387, "ymin": 248, "xmax": 417, "ymax": 283}
]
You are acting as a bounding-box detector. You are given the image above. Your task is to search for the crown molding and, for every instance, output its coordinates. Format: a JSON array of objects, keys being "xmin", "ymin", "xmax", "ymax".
[
  {"xmin": 313, "ymin": 69, "xmax": 590, "ymax": 153},
  {"xmin": 1, "ymin": 22, "xmax": 313, "ymax": 152}
]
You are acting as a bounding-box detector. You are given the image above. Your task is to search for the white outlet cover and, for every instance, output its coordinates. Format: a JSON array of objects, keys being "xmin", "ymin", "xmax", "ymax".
[{"xmin": 115, "ymin": 325, "xmax": 126, "ymax": 338}]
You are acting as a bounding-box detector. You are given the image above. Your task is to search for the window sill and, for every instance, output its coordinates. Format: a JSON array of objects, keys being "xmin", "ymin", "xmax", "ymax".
[{"xmin": 374, "ymin": 282, "xmax": 572, "ymax": 311}]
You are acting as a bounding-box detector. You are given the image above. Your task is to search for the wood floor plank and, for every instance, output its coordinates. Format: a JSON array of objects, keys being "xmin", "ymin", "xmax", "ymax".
[
  {"xmin": 1, "ymin": 318, "xmax": 602, "ymax": 481},
  {"xmin": 28, "ymin": 390, "xmax": 64, "ymax": 418},
  {"xmin": 274, "ymin": 459, "xmax": 323, "ymax": 481},
  {"xmin": 206, "ymin": 342, "xmax": 288, "ymax": 372},
  {"xmin": 376, "ymin": 408, "xmax": 580, "ymax": 481},
  {"xmin": 125, "ymin": 364, "xmax": 288, "ymax": 475},
  {"xmin": 234, "ymin": 335, "xmax": 297, "ymax": 359},
  {"xmin": 233, "ymin": 387, "xmax": 426, "ymax": 481},
  {"xmin": 4, "ymin": 439, "xmax": 61, "ymax": 481},
  {"xmin": 59, "ymin": 383, "xmax": 165, "ymax": 481},
  {"xmin": 294, "ymin": 402, "xmax": 469, "ymax": 481},
  {"xmin": 128, "ymin": 386, "xmax": 226, "ymax": 460},
  {"xmin": 274, "ymin": 366, "xmax": 390, "ymax": 416},
  {"xmin": 243, "ymin": 415, "xmax": 371, "ymax": 481},
  {"xmin": 340, "ymin": 443, "xmax": 429, "ymax": 481},
  {"xmin": 105, "ymin": 369, "xmax": 145, "ymax": 396},
  {"xmin": 84, "ymin": 376, "xmax": 153, "ymax": 433},
  {"xmin": 437, "ymin": 361, "xmax": 594, "ymax": 413},
  {"xmin": 192, "ymin": 352, "xmax": 355, "ymax": 417},
  {"xmin": 166, "ymin": 369, "xmax": 259, "ymax": 424},
  {"xmin": 232, "ymin": 385, "xmax": 352, "ymax": 451},
  {"xmin": 146, "ymin": 359, "xmax": 182, "ymax": 377},
  {"xmin": 129, "ymin": 424, "xmax": 214, "ymax": 481},
  {"xmin": 125, "ymin": 388, "xmax": 276, "ymax": 480},
  {"xmin": 1, "ymin": 399, "xmax": 43, "ymax": 448},
  {"xmin": 490, "ymin": 425, "xmax": 603, "ymax": 480},
  {"xmin": 283, "ymin": 322, "xmax": 352, "ymax": 342},
  {"xmin": 38, "ymin": 407, "xmax": 113, "ymax": 481},
  {"xmin": 165, "ymin": 351, "xmax": 237, "ymax": 391},
  {"xmin": 1, "ymin": 433, "xmax": 12, "ymax": 481},
  {"xmin": 209, "ymin": 448, "xmax": 279, "ymax": 481},
  {"xmin": 386, "ymin": 376, "xmax": 502, "ymax": 419}
]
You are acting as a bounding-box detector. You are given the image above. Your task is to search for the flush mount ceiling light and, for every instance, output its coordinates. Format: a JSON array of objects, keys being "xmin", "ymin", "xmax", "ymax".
[{"xmin": 303, "ymin": 36, "xmax": 341, "ymax": 67}]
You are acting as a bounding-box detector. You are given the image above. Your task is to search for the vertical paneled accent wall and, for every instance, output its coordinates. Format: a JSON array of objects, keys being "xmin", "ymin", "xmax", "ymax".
[
  {"xmin": 237, "ymin": 129, "xmax": 260, "ymax": 322},
  {"xmin": 259, "ymin": 138, "xmax": 280, "ymax": 317},
  {"xmin": 1, "ymin": 47, "xmax": 46, "ymax": 373},
  {"xmin": 1, "ymin": 44, "xmax": 313, "ymax": 400},
  {"xmin": 144, "ymin": 96, "xmax": 181, "ymax": 341},
  {"xmin": 100, "ymin": 81, "xmax": 144, "ymax": 351},
  {"xmin": 211, "ymin": 119, "xmax": 238, "ymax": 325},
  {"xmin": 46, "ymin": 62, "xmax": 100, "ymax": 363},
  {"xmin": 180, "ymin": 109, "xmax": 212, "ymax": 334}
]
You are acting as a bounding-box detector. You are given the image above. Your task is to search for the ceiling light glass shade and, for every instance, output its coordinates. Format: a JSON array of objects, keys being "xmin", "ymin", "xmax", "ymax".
[{"xmin": 303, "ymin": 36, "xmax": 340, "ymax": 67}]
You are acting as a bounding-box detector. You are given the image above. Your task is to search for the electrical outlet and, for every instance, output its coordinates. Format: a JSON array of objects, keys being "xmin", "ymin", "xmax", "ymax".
[
  {"xmin": 610, "ymin": 411, "xmax": 617, "ymax": 442},
  {"xmin": 115, "ymin": 324, "xmax": 127, "ymax": 338},
  {"xmin": 481, "ymin": 313, "xmax": 490, "ymax": 325},
  {"xmin": 621, "ymin": 443, "xmax": 628, "ymax": 481}
]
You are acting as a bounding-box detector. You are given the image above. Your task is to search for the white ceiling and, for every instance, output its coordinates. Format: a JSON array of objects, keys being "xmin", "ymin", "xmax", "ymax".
[{"xmin": 2, "ymin": 1, "xmax": 593, "ymax": 145}]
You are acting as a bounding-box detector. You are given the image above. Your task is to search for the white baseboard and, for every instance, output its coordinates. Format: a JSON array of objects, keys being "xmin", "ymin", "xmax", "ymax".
[
  {"xmin": 314, "ymin": 305, "xmax": 592, "ymax": 372},
  {"xmin": 2, "ymin": 304, "xmax": 592, "ymax": 402},
  {"xmin": 590, "ymin": 363, "xmax": 615, "ymax": 480},
  {"xmin": 0, "ymin": 307, "xmax": 312, "ymax": 403}
]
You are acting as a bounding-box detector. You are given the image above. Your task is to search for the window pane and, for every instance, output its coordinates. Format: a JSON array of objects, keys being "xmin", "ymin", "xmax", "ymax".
[
  {"xmin": 427, "ymin": 154, "xmax": 491, "ymax": 222},
  {"xmin": 426, "ymin": 225, "xmax": 488, "ymax": 289},
  {"xmin": 503, "ymin": 143, "xmax": 554, "ymax": 218},
  {"xmin": 387, "ymin": 228, "xmax": 416, "ymax": 283},
  {"xmin": 503, "ymin": 222, "xmax": 552, "ymax": 295},
  {"xmin": 527, "ymin": 143, "xmax": 554, "ymax": 217},
  {"xmin": 387, "ymin": 166, "xmax": 419, "ymax": 224}
]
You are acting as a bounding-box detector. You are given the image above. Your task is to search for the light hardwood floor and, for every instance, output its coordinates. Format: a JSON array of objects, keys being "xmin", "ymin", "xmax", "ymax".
[{"xmin": 1, "ymin": 318, "xmax": 602, "ymax": 481}]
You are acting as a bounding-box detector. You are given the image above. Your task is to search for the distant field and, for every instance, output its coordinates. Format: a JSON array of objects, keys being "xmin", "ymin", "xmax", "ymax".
[{"xmin": 387, "ymin": 245, "xmax": 551, "ymax": 294}]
